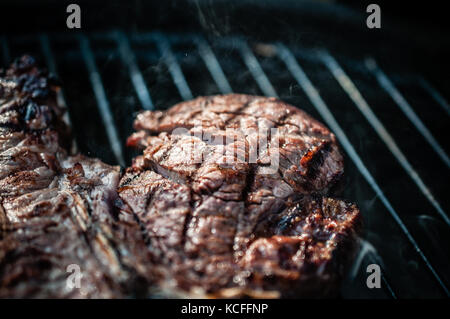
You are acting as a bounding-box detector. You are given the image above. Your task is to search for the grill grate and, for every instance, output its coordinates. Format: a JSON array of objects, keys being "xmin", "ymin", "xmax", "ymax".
[
  {"xmin": 321, "ymin": 53, "xmax": 449, "ymax": 227},
  {"xmin": 1, "ymin": 30, "xmax": 449, "ymax": 298}
]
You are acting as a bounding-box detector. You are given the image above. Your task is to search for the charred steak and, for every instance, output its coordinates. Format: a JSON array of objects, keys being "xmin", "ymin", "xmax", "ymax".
[
  {"xmin": 119, "ymin": 94, "xmax": 362, "ymax": 297},
  {"xmin": 0, "ymin": 56, "xmax": 361, "ymax": 298},
  {"xmin": 0, "ymin": 56, "xmax": 154, "ymax": 298}
]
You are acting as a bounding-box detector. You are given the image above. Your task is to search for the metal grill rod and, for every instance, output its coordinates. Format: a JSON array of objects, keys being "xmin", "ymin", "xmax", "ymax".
[
  {"xmin": 237, "ymin": 40, "xmax": 278, "ymax": 98},
  {"xmin": 418, "ymin": 77, "xmax": 450, "ymax": 117},
  {"xmin": 320, "ymin": 51, "xmax": 450, "ymax": 227},
  {"xmin": 195, "ymin": 36, "xmax": 233, "ymax": 94},
  {"xmin": 115, "ymin": 31, "xmax": 154, "ymax": 110},
  {"xmin": 350, "ymin": 239, "xmax": 396, "ymax": 298},
  {"xmin": 153, "ymin": 33, "xmax": 193, "ymax": 101},
  {"xmin": 275, "ymin": 43, "xmax": 449, "ymax": 297},
  {"xmin": 1, "ymin": 36, "xmax": 10, "ymax": 65},
  {"xmin": 39, "ymin": 34, "xmax": 78, "ymax": 153},
  {"xmin": 79, "ymin": 34, "xmax": 125, "ymax": 166},
  {"xmin": 366, "ymin": 58, "xmax": 450, "ymax": 168}
]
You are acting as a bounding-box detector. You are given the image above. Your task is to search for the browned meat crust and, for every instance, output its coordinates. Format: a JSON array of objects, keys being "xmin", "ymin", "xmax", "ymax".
[
  {"xmin": 119, "ymin": 94, "xmax": 361, "ymax": 298},
  {"xmin": 0, "ymin": 56, "xmax": 154, "ymax": 298},
  {"xmin": 0, "ymin": 56, "xmax": 361, "ymax": 298}
]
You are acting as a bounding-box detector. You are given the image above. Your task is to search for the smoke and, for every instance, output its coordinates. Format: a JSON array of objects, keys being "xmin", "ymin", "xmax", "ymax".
[{"xmin": 192, "ymin": 0, "xmax": 233, "ymax": 36}]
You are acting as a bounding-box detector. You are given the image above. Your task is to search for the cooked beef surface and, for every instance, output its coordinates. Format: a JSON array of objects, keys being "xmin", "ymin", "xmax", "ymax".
[
  {"xmin": 119, "ymin": 94, "xmax": 361, "ymax": 298},
  {"xmin": 0, "ymin": 56, "xmax": 154, "ymax": 298},
  {"xmin": 0, "ymin": 57, "xmax": 361, "ymax": 298}
]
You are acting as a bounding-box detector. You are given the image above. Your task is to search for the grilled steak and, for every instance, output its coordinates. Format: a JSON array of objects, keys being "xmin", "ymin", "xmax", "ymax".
[
  {"xmin": 119, "ymin": 94, "xmax": 361, "ymax": 298},
  {"xmin": 0, "ymin": 57, "xmax": 361, "ymax": 298},
  {"xmin": 0, "ymin": 56, "xmax": 154, "ymax": 298}
]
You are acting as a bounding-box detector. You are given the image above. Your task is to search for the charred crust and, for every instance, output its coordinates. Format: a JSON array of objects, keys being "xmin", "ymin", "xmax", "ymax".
[{"xmin": 118, "ymin": 94, "xmax": 361, "ymax": 298}]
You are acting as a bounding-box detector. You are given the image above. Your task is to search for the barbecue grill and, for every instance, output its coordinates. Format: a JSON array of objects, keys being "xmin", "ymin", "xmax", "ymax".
[{"xmin": 0, "ymin": 0, "xmax": 449, "ymax": 299}]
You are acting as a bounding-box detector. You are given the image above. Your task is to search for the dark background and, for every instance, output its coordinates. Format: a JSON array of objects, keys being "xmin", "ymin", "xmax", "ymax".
[{"xmin": 0, "ymin": 0, "xmax": 448, "ymax": 91}]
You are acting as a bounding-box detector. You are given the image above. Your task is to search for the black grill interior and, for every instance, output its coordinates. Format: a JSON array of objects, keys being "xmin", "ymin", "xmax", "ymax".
[{"xmin": 1, "ymin": 1, "xmax": 449, "ymax": 299}]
